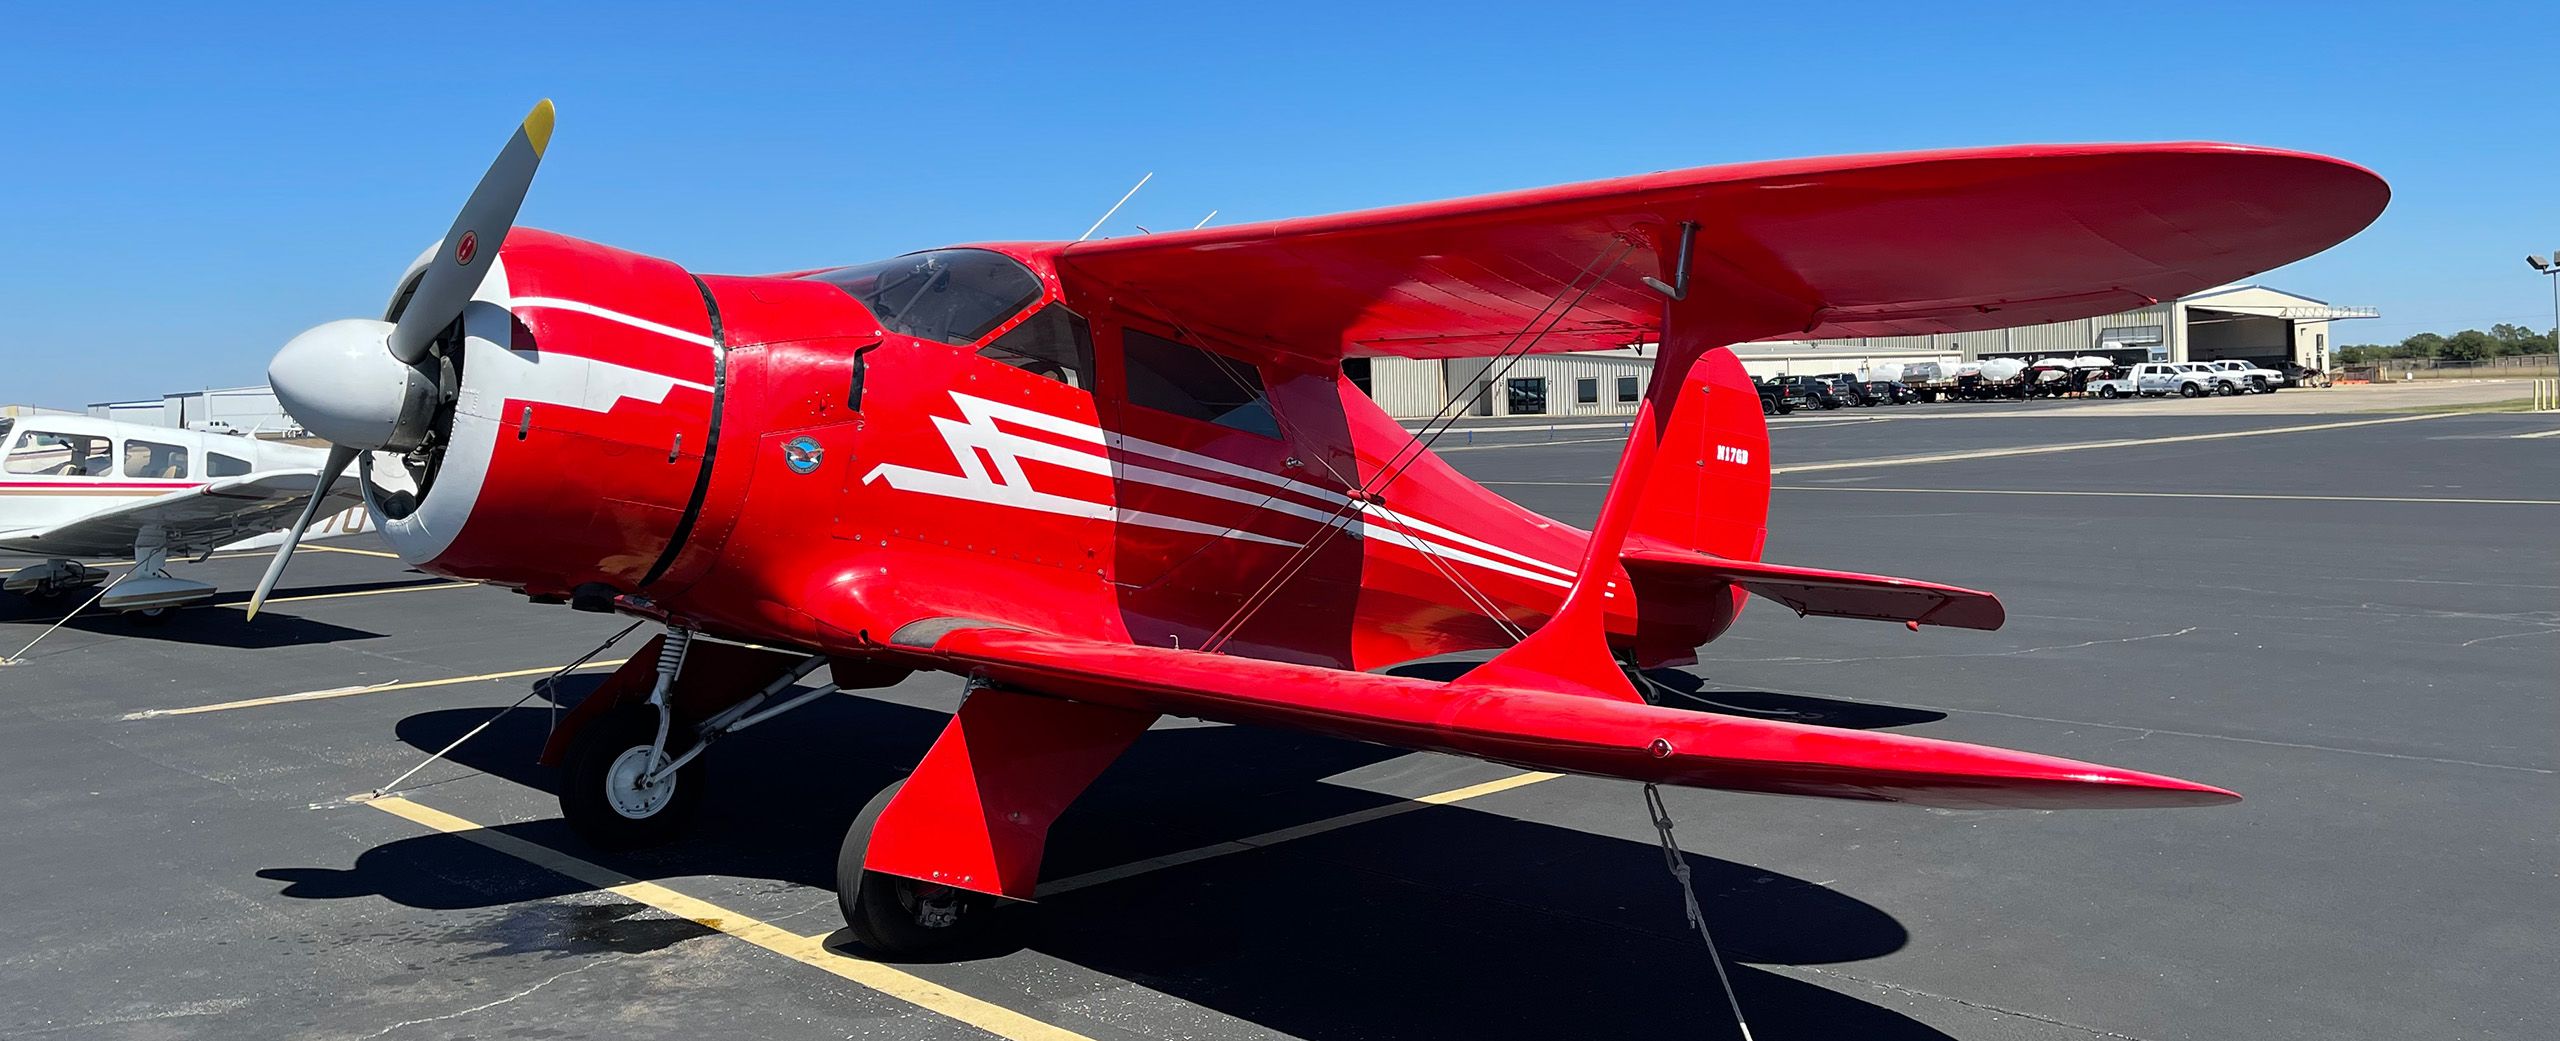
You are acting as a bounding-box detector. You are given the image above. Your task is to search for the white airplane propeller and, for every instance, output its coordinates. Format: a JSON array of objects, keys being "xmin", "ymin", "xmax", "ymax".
[{"xmin": 247, "ymin": 100, "xmax": 554, "ymax": 619}]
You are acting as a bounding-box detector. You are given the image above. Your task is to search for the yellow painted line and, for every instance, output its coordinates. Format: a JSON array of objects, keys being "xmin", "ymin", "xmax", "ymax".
[
  {"xmin": 1774, "ymin": 486, "xmax": 2560, "ymax": 507},
  {"xmin": 216, "ymin": 581, "xmax": 475, "ymax": 608},
  {"xmin": 1768, "ymin": 413, "xmax": 2448, "ymax": 475},
  {"xmin": 1036, "ymin": 770, "xmax": 1561, "ymax": 897},
  {"xmin": 364, "ymin": 796, "xmax": 1100, "ymax": 1041},
  {"xmin": 122, "ymin": 658, "xmax": 629, "ymax": 719}
]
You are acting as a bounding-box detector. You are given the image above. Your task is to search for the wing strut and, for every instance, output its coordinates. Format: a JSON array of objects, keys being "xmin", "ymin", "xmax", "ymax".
[
  {"xmin": 1465, "ymin": 234, "xmax": 1816, "ymax": 700},
  {"xmin": 1201, "ymin": 241, "xmax": 1640, "ymax": 653}
]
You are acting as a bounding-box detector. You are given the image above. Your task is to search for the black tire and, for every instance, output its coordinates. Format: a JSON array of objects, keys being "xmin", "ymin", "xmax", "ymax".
[
  {"xmin": 126, "ymin": 606, "xmax": 175, "ymax": 625},
  {"xmin": 2099, "ymin": 385, "xmax": 2120, "ymax": 399},
  {"xmin": 2254, "ymin": 377, "xmax": 2273, "ymax": 393},
  {"xmin": 837, "ymin": 780, "xmax": 1012, "ymax": 959},
  {"xmin": 559, "ymin": 703, "xmax": 705, "ymax": 849},
  {"xmin": 2179, "ymin": 382, "xmax": 2202, "ymax": 398},
  {"xmin": 1760, "ymin": 396, "xmax": 1776, "ymax": 416}
]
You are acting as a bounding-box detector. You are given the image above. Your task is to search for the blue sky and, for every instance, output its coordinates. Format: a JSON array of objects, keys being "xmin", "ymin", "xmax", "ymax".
[{"xmin": 4, "ymin": 2, "xmax": 2554, "ymax": 407}]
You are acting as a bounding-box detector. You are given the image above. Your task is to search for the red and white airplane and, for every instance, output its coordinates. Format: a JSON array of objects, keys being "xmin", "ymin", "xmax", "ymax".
[
  {"xmin": 251, "ymin": 101, "xmax": 2384, "ymax": 955},
  {"xmin": 0, "ymin": 413, "xmax": 382, "ymax": 620}
]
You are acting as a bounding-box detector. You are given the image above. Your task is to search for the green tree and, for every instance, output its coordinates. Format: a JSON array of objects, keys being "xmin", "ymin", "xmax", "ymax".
[
  {"xmin": 2398, "ymin": 332, "xmax": 2446, "ymax": 358},
  {"xmin": 2488, "ymin": 323, "xmax": 2554, "ymax": 355},
  {"xmin": 2441, "ymin": 329, "xmax": 2496, "ymax": 362}
]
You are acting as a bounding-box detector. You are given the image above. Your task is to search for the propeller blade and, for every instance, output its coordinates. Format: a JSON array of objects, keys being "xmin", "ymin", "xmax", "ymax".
[
  {"xmin": 386, "ymin": 99, "xmax": 555, "ymax": 363},
  {"xmin": 246, "ymin": 444, "xmax": 360, "ymax": 620}
]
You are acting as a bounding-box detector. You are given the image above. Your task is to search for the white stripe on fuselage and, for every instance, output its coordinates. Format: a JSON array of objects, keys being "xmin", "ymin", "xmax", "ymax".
[{"xmin": 866, "ymin": 392, "xmax": 1572, "ymax": 586}]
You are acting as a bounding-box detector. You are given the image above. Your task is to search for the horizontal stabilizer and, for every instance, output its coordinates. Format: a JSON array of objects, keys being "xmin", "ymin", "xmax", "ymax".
[
  {"xmin": 1624, "ymin": 542, "xmax": 2006, "ymax": 631},
  {"xmin": 907, "ymin": 626, "xmax": 2233, "ymax": 810}
]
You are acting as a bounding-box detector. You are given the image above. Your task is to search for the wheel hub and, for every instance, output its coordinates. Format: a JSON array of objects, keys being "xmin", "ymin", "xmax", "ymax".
[{"xmin": 603, "ymin": 745, "xmax": 677, "ymax": 819}]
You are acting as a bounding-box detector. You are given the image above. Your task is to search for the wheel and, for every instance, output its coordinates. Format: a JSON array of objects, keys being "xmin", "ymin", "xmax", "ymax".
[
  {"xmin": 2179, "ymin": 382, "xmax": 2202, "ymax": 398},
  {"xmin": 2254, "ymin": 377, "xmax": 2273, "ymax": 393},
  {"xmin": 2214, "ymin": 381, "xmax": 2236, "ymax": 397},
  {"xmin": 1760, "ymin": 396, "xmax": 1776, "ymax": 416},
  {"xmin": 126, "ymin": 606, "xmax": 175, "ymax": 626},
  {"xmin": 837, "ymin": 780, "xmax": 1011, "ymax": 959},
  {"xmin": 559, "ymin": 703, "xmax": 705, "ymax": 849},
  {"xmin": 2099, "ymin": 385, "xmax": 2120, "ymax": 399}
]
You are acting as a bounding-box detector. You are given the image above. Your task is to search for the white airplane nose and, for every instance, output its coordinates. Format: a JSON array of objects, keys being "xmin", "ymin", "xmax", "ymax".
[{"xmin": 267, "ymin": 317, "xmax": 439, "ymax": 452}]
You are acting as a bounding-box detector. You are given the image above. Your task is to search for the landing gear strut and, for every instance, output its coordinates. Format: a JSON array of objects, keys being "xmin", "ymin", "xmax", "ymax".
[{"xmin": 559, "ymin": 702, "xmax": 706, "ymax": 847}]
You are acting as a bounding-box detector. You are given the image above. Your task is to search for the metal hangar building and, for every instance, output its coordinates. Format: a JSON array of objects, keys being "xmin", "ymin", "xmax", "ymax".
[{"xmin": 1360, "ymin": 284, "xmax": 2376, "ymax": 419}]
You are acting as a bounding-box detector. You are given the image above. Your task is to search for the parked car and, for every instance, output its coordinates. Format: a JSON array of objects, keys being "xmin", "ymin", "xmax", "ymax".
[
  {"xmin": 2088, "ymin": 361, "xmax": 2227, "ymax": 399},
  {"xmin": 1863, "ymin": 379, "xmax": 1916, "ymax": 404},
  {"xmin": 1750, "ymin": 377, "xmax": 1796, "ymax": 416},
  {"xmin": 2203, "ymin": 359, "xmax": 2283, "ymax": 393},
  {"xmin": 1805, "ymin": 373, "xmax": 1876, "ymax": 407},
  {"xmin": 2174, "ymin": 362, "xmax": 2245, "ymax": 396},
  {"xmin": 1812, "ymin": 373, "xmax": 1879, "ymax": 406},
  {"xmin": 1774, "ymin": 375, "xmax": 1846, "ymax": 409}
]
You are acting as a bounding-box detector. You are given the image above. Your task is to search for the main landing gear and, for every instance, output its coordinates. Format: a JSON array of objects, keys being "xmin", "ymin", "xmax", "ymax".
[
  {"xmin": 550, "ymin": 626, "xmax": 1005, "ymax": 958},
  {"xmin": 835, "ymin": 779, "xmax": 1007, "ymax": 958}
]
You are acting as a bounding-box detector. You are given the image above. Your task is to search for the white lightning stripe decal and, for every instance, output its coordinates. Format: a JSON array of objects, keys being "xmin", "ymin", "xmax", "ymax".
[
  {"xmin": 511, "ymin": 296, "xmax": 721, "ymax": 356},
  {"xmin": 868, "ymin": 393, "xmax": 1575, "ymax": 579},
  {"xmin": 939, "ymin": 396, "xmax": 1576, "ymax": 578}
]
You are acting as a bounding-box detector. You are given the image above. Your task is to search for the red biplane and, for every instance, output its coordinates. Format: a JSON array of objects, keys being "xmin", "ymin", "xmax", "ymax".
[{"xmin": 251, "ymin": 101, "xmax": 2385, "ymax": 955}]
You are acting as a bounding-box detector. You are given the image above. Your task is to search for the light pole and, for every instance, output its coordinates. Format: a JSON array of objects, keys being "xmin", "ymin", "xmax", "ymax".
[{"xmin": 2531, "ymin": 251, "xmax": 2560, "ymax": 354}]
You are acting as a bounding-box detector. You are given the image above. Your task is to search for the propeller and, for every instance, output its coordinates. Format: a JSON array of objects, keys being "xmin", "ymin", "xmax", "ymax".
[
  {"xmin": 244, "ymin": 444, "xmax": 357, "ymax": 620},
  {"xmin": 250, "ymin": 99, "xmax": 554, "ymax": 619}
]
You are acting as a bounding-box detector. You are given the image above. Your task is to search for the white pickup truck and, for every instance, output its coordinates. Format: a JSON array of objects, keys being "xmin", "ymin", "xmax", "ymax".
[
  {"xmin": 2202, "ymin": 359, "xmax": 2283, "ymax": 393},
  {"xmin": 2088, "ymin": 361, "xmax": 2235, "ymax": 399}
]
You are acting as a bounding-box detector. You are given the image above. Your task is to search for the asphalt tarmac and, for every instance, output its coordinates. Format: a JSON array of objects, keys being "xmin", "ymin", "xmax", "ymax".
[{"xmin": 4, "ymin": 406, "xmax": 2553, "ymax": 1041}]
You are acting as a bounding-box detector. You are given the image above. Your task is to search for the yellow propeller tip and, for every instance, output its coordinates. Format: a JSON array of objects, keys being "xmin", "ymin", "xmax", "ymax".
[{"xmin": 523, "ymin": 99, "xmax": 556, "ymax": 157}]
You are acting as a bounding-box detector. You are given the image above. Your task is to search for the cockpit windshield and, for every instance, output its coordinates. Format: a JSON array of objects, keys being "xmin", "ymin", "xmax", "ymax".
[{"xmin": 805, "ymin": 248, "xmax": 1043, "ymax": 346}]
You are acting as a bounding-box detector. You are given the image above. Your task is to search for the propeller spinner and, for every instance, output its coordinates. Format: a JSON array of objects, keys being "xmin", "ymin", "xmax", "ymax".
[{"xmin": 248, "ymin": 100, "xmax": 555, "ymax": 619}]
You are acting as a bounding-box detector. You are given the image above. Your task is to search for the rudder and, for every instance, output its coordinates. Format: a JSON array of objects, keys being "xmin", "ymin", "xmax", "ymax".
[{"xmin": 1629, "ymin": 347, "xmax": 1770, "ymax": 563}]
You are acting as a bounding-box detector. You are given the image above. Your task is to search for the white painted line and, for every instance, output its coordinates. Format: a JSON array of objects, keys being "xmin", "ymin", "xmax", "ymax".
[
  {"xmin": 2509, "ymin": 426, "xmax": 2560, "ymax": 439},
  {"xmin": 1768, "ymin": 413, "xmax": 2452, "ymax": 475}
]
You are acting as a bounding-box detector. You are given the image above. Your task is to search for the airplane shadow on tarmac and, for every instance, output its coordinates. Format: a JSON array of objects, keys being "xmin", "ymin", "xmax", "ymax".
[
  {"xmin": 0, "ymin": 590, "xmax": 388, "ymax": 649},
  {"xmin": 262, "ymin": 678, "xmax": 1961, "ymax": 1041}
]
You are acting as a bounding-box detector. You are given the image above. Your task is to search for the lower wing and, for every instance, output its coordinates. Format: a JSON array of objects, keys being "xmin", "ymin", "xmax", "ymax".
[{"xmin": 890, "ymin": 622, "xmax": 2232, "ymax": 810}]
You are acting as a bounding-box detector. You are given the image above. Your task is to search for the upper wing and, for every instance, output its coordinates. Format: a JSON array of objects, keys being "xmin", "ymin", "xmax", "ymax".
[
  {"xmin": 1055, "ymin": 143, "xmax": 2386, "ymax": 360},
  {"xmin": 892, "ymin": 622, "xmax": 2232, "ymax": 810},
  {"xmin": 0, "ymin": 471, "xmax": 359, "ymax": 557}
]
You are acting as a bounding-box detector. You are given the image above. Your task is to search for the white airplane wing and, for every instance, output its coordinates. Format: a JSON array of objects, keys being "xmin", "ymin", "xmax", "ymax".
[{"xmin": 0, "ymin": 470, "xmax": 363, "ymax": 558}]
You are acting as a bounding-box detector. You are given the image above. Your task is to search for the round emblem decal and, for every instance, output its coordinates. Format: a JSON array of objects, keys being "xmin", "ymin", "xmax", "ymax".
[
  {"xmin": 782, "ymin": 436, "xmax": 823, "ymax": 474},
  {"xmin": 455, "ymin": 230, "xmax": 479, "ymax": 266}
]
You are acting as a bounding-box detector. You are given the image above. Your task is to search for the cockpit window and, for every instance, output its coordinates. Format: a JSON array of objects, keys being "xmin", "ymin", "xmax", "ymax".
[
  {"xmin": 123, "ymin": 439, "xmax": 189, "ymax": 479},
  {"xmin": 978, "ymin": 305, "xmax": 1095, "ymax": 389},
  {"xmin": 806, "ymin": 248, "xmax": 1043, "ymax": 346},
  {"xmin": 5, "ymin": 431, "xmax": 112, "ymax": 476}
]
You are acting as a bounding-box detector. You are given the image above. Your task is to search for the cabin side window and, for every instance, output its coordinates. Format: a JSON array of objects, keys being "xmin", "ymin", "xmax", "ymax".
[
  {"xmin": 1121, "ymin": 328, "xmax": 1280, "ymax": 437},
  {"xmin": 978, "ymin": 305, "xmax": 1095, "ymax": 390},
  {"xmin": 123, "ymin": 439, "xmax": 189, "ymax": 479},
  {"xmin": 207, "ymin": 453, "xmax": 253, "ymax": 477},
  {"xmin": 4, "ymin": 431, "xmax": 112, "ymax": 476}
]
